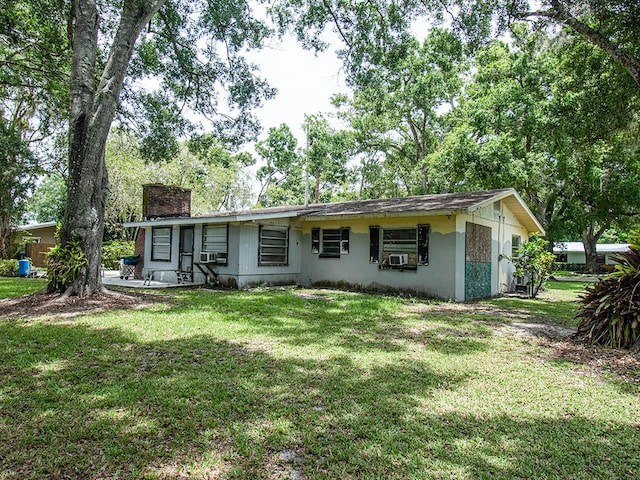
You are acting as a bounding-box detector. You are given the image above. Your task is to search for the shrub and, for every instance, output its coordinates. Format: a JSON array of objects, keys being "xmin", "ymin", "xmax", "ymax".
[
  {"xmin": 508, "ymin": 234, "xmax": 555, "ymax": 298},
  {"xmin": 0, "ymin": 259, "xmax": 19, "ymax": 277},
  {"xmin": 46, "ymin": 241, "xmax": 87, "ymax": 292},
  {"xmin": 575, "ymin": 229, "xmax": 640, "ymax": 350},
  {"xmin": 102, "ymin": 241, "xmax": 135, "ymax": 269}
]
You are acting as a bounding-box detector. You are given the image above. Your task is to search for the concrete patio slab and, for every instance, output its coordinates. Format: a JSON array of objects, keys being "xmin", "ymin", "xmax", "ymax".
[{"xmin": 101, "ymin": 270, "xmax": 204, "ymax": 289}]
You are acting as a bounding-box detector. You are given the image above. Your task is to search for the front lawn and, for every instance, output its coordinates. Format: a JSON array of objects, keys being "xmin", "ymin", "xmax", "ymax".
[
  {"xmin": 1, "ymin": 282, "xmax": 638, "ymax": 479},
  {"xmin": 0, "ymin": 276, "xmax": 47, "ymax": 299},
  {"xmin": 482, "ymin": 280, "xmax": 590, "ymax": 326}
]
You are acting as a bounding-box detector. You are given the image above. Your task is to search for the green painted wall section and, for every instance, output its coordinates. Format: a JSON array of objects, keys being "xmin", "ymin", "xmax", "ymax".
[{"xmin": 465, "ymin": 262, "xmax": 491, "ymax": 300}]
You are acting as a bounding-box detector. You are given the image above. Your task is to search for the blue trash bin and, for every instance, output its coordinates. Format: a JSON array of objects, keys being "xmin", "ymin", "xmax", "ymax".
[{"xmin": 18, "ymin": 259, "xmax": 30, "ymax": 277}]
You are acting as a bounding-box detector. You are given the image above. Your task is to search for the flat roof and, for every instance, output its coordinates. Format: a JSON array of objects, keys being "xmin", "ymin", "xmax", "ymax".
[
  {"xmin": 554, "ymin": 242, "xmax": 631, "ymax": 253},
  {"xmin": 14, "ymin": 221, "xmax": 57, "ymax": 231}
]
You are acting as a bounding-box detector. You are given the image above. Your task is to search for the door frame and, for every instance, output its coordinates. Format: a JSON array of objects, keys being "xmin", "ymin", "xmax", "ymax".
[{"xmin": 179, "ymin": 225, "xmax": 194, "ymax": 281}]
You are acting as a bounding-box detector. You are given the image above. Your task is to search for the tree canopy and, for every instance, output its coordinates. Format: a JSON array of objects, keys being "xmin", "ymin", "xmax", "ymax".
[
  {"xmin": 282, "ymin": 1, "xmax": 640, "ymax": 87},
  {"xmin": 2, "ymin": 0, "xmax": 640, "ymax": 294},
  {"xmin": 2, "ymin": 0, "xmax": 279, "ymax": 295}
]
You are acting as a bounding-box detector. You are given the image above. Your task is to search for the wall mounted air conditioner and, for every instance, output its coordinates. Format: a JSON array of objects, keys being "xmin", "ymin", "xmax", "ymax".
[
  {"xmin": 388, "ymin": 253, "xmax": 408, "ymax": 266},
  {"xmin": 200, "ymin": 252, "xmax": 216, "ymax": 263}
]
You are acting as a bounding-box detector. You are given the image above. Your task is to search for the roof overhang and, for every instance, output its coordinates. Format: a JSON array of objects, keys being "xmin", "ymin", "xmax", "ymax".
[
  {"xmin": 124, "ymin": 189, "xmax": 546, "ymax": 236},
  {"xmin": 468, "ymin": 188, "xmax": 545, "ymax": 236},
  {"xmin": 123, "ymin": 210, "xmax": 304, "ymax": 228},
  {"xmin": 14, "ymin": 221, "xmax": 57, "ymax": 231},
  {"xmin": 301, "ymin": 208, "xmax": 467, "ymax": 222}
]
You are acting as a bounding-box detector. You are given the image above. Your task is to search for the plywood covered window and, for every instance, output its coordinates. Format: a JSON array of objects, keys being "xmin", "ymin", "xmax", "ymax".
[
  {"xmin": 311, "ymin": 228, "xmax": 320, "ymax": 253},
  {"xmin": 369, "ymin": 227, "xmax": 380, "ymax": 263},
  {"xmin": 511, "ymin": 235, "xmax": 521, "ymax": 257},
  {"xmin": 151, "ymin": 227, "xmax": 172, "ymax": 261},
  {"xmin": 259, "ymin": 226, "xmax": 288, "ymax": 266}
]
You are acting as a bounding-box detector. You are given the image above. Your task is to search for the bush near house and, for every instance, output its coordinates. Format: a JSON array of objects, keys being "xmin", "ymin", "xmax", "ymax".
[
  {"xmin": 576, "ymin": 229, "xmax": 640, "ymax": 349},
  {"xmin": 0, "ymin": 259, "xmax": 18, "ymax": 277},
  {"xmin": 101, "ymin": 240, "xmax": 135, "ymax": 269},
  {"xmin": 509, "ymin": 234, "xmax": 555, "ymax": 298},
  {"xmin": 552, "ymin": 263, "xmax": 611, "ymax": 274}
]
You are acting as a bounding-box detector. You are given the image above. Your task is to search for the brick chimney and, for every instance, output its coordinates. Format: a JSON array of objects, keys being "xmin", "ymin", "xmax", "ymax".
[{"xmin": 142, "ymin": 184, "xmax": 191, "ymax": 220}]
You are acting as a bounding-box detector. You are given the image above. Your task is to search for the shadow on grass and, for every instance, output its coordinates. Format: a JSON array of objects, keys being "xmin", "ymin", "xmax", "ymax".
[
  {"xmin": 1, "ymin": 318, "xmax": 639, "ymax": 479},
  {"xmin": 478, "ymin": 296, "xmax": 579, "ymax": 327},
  {"xmin": 473, "ymin": 281, "xmax": 590, "ymax": 328},
  {"xmin": 167, "ymin": 289, "xmax": 491, "ymax": 356}
]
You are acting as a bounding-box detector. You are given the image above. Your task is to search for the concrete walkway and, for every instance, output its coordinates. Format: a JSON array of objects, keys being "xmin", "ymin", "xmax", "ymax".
[{"xmin": 101, "ymin": 270, "xmax": 204, "ymax": 289}]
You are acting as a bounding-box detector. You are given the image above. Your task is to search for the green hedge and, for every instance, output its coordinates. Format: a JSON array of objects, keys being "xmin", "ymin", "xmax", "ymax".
[
  {"xmin": 0, "ymin": 259, "xmax": 19, "ymax": 277},
  {"xmin": 102, "ymin": 241, "xmax": 135, "ymax": 269}
]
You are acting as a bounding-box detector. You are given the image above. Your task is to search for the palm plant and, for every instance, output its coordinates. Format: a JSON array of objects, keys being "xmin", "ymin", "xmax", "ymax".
[{"xmin": 575, "ymin": 229, "xmax": 640, "ymax": 349}]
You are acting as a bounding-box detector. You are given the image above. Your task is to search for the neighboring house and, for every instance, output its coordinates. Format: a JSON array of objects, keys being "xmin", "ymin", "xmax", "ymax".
[
  {"xmin": 553, "ymin": 242, "xmax": 630, "ymax": 267},
  {"xmin": 12, "ymin": 221, "xmax": 58, "ymax": 267},
  {"xmin": 125, "ymin": 186, "xmax": 544, "ymax": 301}
]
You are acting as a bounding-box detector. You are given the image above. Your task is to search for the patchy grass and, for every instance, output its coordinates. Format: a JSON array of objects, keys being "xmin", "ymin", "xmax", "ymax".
[
  {"xmin": 481, "ymin": 281, "xmax": 590, "ymax": 326},
  {"xmin": 0, "ymin": 276, "xmax": 47, "ymax": 299},
  {"xmin": 1, "ymin": 282, "xmax": 639, "ymax": 479}
]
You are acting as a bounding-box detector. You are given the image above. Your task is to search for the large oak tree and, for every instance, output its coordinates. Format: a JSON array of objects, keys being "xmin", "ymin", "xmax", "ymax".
[{"xmin": 40, "ymin": 0, "xmax": 274, "ymax": 295}]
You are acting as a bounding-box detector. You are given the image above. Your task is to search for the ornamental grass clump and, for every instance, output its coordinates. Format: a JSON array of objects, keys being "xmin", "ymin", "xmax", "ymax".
[{"xmin": 575, "ymin": 230, "xmax": 640, "ymax": 350}]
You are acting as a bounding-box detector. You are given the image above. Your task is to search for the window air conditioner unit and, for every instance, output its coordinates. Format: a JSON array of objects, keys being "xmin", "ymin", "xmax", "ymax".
[
  {"xmin": 200, "ymin": 252, "xmax": 216, "ymax": 263},
  {"xmin": 388, "ymin": 253, "xmax": 408, "ymax": 266}
]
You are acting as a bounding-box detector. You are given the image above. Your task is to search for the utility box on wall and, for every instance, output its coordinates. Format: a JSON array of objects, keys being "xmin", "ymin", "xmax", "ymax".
[{"xmin": 142, "ymin": 184, "xmax": 191, "ymax": 220}]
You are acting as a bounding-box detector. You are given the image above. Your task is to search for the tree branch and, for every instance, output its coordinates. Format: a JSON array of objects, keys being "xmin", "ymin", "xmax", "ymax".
[
  {"xmin": 322, "ymin": 0, "xmax": 352, "ymax": 48},
  {"xmin": 515, "ymin": 1, "xmax": 640, "ymax": 86}
]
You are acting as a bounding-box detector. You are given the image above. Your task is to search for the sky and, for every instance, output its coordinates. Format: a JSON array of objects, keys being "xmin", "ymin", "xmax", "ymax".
[{"xmin": 245, "ymin": 34, "xmax": 349, "ymax": 144}]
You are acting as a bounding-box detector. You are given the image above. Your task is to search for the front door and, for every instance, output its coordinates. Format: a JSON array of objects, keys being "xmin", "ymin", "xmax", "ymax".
[
  {"xmin": 179, "ymin": 226, "xmax": 194, "ymax": 282},
  {"xmin": 465, "ymin": 222, "xmax": 492, "ymax": 300}
]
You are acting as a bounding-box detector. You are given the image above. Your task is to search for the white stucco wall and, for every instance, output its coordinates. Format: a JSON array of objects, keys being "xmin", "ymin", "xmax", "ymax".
[
  {"xmin": 138, "ymin": 198, "xmax": 536, "ymax": 299},
  {"xmin": 454, "ymin": 200, "xmax": 530, "ymax": 301},
  {"xmin": 234, "ymin": 221, "xmax": 303, "ymax": 287},
  {"xmin": 142, "ymin": 225, "xmax": 181, "ymax": 283}
]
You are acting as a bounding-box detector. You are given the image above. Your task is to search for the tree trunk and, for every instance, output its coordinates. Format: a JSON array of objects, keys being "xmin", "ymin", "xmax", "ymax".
[
  {"xmin": 58, "ymin": 0, "xmax": 164, "ymax": 295},
  {"xmin": 314, "ymin": 174, "xmax": 321, "ymax": 203},
  {"xmin": 581, "ymin": 222, "xmax": 607, "ymax": 274},
  {"xmin": 0, "ymin": 212, "xmax": 12, "ymax": 259},
  {"xmin": 582, "ymin": 232, "xmax": 598, "ymax": 274}
]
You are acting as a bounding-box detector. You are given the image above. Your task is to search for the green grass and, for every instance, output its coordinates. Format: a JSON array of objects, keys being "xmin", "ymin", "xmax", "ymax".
[
  {"xmin": 482, "ymin": 280, "xmax": 590, "ymax": 326},
  {"xmin": 1, "ymin": 281, "xmax": 638, "ymax": 479},
  {"xmin": 0, "ymin": 276, "xmax": 47, "ymax": 298}
]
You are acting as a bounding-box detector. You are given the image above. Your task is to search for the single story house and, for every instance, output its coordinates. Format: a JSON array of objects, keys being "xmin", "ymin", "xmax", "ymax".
[
  {"xmin": 12, "ymin": 221, "xmax": 58, "ymax": 267},
  {"xmin": 553, "ymin": 242, "xmax": 630, "ymax": 266},
  {"xmin": 13, "ymin": 221, "xmax": 57, "ymax": 245},
  {"xmin": 124, "ymin": 186, "xmax": 545, "ymax": 301}
]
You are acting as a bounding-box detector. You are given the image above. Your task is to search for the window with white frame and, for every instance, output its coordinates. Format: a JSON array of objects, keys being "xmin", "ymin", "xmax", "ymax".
[
  {"xmin": 151, "ymin": 227, "xmax": 172, "ymax": 261},
  {"xmin": 312, "ymin": 227, "xmax": 349, "ymax": 258},
  {"xmin": 202, "ymin": 224, "xmax": 228, "ymax": 264},
  {"xmin": 259, "ymin": 226, "xmax": 288, "ymax": 265}
]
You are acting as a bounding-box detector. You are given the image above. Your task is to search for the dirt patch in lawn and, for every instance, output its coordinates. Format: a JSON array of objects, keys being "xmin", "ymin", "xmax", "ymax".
[
  {"xmin": 0, "ymin": 289, "xmax": 172, "ymax": 320},
  {"xmin": 537, "ymin": 338, "xmax": 640, "ymax": 385}
]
